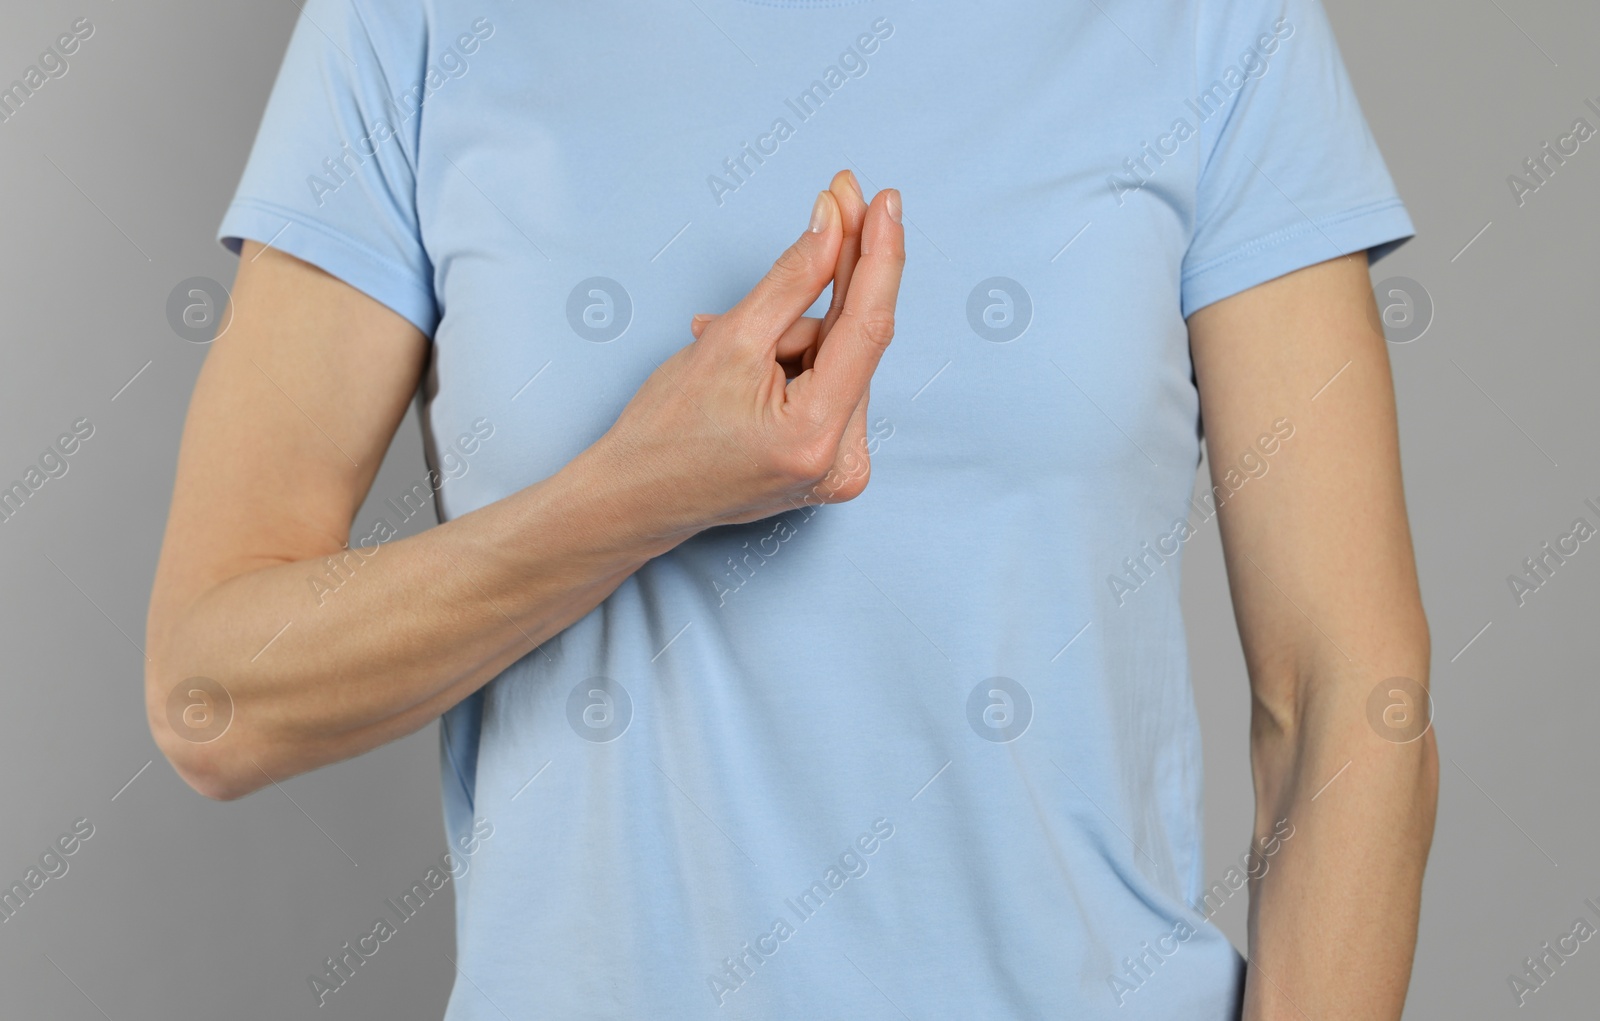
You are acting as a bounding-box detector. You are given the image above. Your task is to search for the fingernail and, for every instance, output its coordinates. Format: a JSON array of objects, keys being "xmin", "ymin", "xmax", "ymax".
[
  {"xmin": 809, "ymin": 191, "xmax": 831, "ymax": 233},
  {"xmin": 844, "ymin": 169, "xmax": 864, "ymax": 201},
  {"xmin": 885, "ymin": 189, "xmax": 902, "ymax": 224}
]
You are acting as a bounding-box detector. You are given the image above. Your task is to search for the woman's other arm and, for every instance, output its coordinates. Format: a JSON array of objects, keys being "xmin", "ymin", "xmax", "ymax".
[{"xmin": 1188, "ymin": 253, "xmax": 1438, "ymax": 1021}]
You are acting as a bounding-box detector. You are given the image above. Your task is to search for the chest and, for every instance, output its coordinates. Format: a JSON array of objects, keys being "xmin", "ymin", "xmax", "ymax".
[{"xmin": 411, "ymin": 0, "xmax": 1205, "ymax": 499}]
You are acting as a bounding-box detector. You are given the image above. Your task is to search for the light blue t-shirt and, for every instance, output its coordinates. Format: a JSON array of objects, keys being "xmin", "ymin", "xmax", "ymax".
[{"xmin": 220, "ymin": 0, "xmax": 1412, "ymax": 1016}]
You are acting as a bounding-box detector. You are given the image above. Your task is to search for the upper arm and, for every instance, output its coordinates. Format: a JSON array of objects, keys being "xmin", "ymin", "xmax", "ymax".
[
  {"xmin": 146, "ymin": 241, "xmax": 429, "ymax": 659},
  {"xmin": 152, "ymin": 0, "xmax": 435, "ymax": 644},
  {"xmin": 1186, "ymin": 253, "xmax": 1427, "ymax": 718}
]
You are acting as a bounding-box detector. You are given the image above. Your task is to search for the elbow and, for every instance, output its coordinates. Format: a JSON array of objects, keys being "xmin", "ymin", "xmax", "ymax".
[
  {"xmin": 1412, "ymin": 716, "xmax": 1441, "ymax": 807},
  {"xmin": 182, "ymin": 740, "xmax": 268, "ymax": 802},
  {"xmin": 1390, "ymin": 715, "xmax": 1441, "ymax": 855},
  {"xmin": 152, "ymin": 722, "xmax": 266, "ymax": 802},
  {"xmin": 144, "ymin": 664, "xmax": 268, "ymax": 802},
  {"xmin": 172, "ymin": 753, "xmax": 257, "ymax": 803}
]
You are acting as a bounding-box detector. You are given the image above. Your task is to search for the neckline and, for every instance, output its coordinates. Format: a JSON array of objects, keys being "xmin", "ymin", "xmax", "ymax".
[{"xmin": 738, "ymin": 0, "xmax": 872, "ymax": 8}]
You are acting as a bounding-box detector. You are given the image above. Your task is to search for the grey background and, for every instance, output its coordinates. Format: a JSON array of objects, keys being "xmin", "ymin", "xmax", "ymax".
[{"xmin": 1, "ymin": 0, "xmax": 1595, "ymax": 1017}]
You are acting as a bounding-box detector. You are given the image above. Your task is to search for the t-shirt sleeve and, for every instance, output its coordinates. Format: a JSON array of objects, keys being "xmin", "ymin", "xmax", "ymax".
[
  {"xmin": 1180, "ymin": 0, "xmax": 1414, "ymax": 319},
  {"xmin": 217, "ymin": 0, "xmax": 437, "ymax": 336}
]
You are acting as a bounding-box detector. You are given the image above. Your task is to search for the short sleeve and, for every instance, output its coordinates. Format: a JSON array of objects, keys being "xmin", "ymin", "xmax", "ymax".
[
  {"xmin": 1180, "ymin": 0, "xmax": 1414, "ymax": 318},
  {"xmin": 218, "ymin": 0, "xmax": 438, "ymax": 336}
]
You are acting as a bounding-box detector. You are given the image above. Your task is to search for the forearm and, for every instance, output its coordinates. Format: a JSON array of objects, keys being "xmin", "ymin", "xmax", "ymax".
[
  {"xmin": 145, "ymin": 437, "xmax": 682, "ymax": 800},
  {"xmin": 1242, "ymin": 647, "xmax": 1439, "ymax": 1020},
  {"xmin": 147, "ymin": 178, "xmax": 901, "ymax": 801}
]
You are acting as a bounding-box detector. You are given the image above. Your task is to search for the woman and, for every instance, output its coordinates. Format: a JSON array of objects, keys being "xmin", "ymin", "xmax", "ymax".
[{"xmin": 146, "ymin": 0, "xmax": 1437, "ymax": 1016}]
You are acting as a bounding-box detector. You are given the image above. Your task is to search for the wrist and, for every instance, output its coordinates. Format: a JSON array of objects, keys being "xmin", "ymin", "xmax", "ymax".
[{"xmin": 537, "ymin": 433, "xmax": 701, "ymax": 566}]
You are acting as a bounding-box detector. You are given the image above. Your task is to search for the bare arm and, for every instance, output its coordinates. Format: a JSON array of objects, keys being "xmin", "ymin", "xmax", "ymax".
[
  {"xmin": 1187, "ymin": 254, "xmax": 1438, "ymax": 1020},
  {"xmin": 145, "ymin": 174, "xmax": 903, "ymax": 800}
]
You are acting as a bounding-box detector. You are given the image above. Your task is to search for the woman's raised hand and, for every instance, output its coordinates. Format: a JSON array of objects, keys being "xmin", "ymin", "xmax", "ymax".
[{"xmin": 594, "ymin": 171, "xmax": 904, "ymax": 547}]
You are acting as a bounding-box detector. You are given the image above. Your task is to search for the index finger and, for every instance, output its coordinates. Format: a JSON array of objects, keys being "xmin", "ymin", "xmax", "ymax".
[{"xmin": 715, "ymin": 190, "xmax": 843, "ymax": 357}]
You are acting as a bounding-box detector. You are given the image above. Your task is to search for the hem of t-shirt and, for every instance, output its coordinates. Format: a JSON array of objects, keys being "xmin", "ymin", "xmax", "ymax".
[
  {"xmin": 1180, "ymin": 197, "xmax": 1415, "ymax": 319},
  {"xmin": 217, "ymin": 198, "xmax": 439, "ymax": 337}
]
